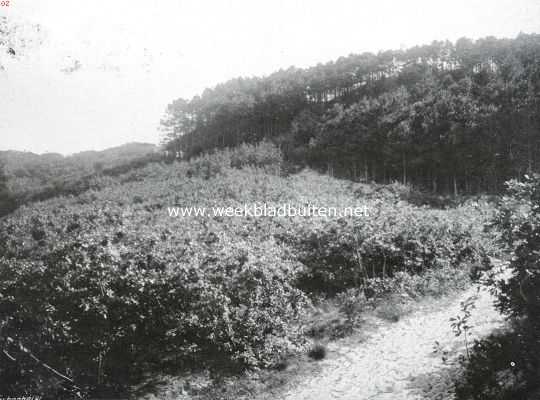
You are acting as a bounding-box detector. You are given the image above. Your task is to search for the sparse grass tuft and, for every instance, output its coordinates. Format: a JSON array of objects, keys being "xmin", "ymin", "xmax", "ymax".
[
  {"xmin": 375, "ymin": 297, "xmax": 412, "ymax": 322},
  {"xmin": 308, "ymin": 343, "xmax": 327, "ymax": 361},
  {"xmin": 274, "ymin": 359, "xmax": 289, "ymax": 371}
]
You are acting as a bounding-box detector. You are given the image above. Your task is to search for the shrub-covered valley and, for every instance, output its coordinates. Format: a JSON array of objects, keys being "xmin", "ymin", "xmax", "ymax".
[
  {"xmin": 1, "ymin": 33, "xmax": 540, "ymax": 400},
  {"xmin": 0, "ymin": 142, "xmax": 500, "ymax": 398}
]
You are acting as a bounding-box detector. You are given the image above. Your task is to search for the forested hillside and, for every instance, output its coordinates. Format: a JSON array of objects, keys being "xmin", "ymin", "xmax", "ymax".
[
  {"xmin": 161, "ymin": 34, "xmax": 540, "ymax": 194},
  {"xmin": 0, "ymin": 143, "xmax": 158, "ymax": 216}
]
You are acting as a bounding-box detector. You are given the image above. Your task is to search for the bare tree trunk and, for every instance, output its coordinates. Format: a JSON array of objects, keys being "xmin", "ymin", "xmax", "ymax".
[
  {"xmin": 364, "ymin": 159, "xmax": 368, "ymax": 182},
  {"xmin": 528, "ymin": 134, "xmax": 533, "ymax": 174},
  {"xmin": 327, "ymin": 162, "xmax": 334, "ymax": 177},
  {"xmin": 402, "ymin": 152, "xmax": 407, "ymax": 185}
]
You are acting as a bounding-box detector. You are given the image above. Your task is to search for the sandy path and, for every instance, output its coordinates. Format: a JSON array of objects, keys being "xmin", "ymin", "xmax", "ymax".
[{"xmin": 280, "ymin": 270, "xmax": 507, "ymax": 400}]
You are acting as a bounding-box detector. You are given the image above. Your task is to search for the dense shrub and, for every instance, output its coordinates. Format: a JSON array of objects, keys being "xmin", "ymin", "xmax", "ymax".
[
  {"xmin": 185, "ymin": 153, "xmax": 228, "ymax": 180},
  {"xmin": 290, "ymin": 202, "xmax": 487, "ymax": 296},
  {"xmin": 229, "ymin": 141, "xmax": 282, "ymax": 173},
  {"xmin": 179, "ymin": 141, "xmax": 282, "ymax": 180},
  {"xmin": 0, "ymin": 234, "xmax": 306, "ymax": 396},
  {"xmin": 456, "ymin": 175, "xmax": 540, "ymax": 399},
  {"xmin": 455, "ymin": 332, "xmax": 533, "ymax": 400},
  {"xmin": 0, "ymin": 145, "xmax": 494, "ymax": 398}
]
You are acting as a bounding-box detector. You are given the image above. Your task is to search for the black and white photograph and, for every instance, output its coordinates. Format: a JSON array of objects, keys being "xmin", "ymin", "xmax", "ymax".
[{"xmin": 1, "ymin": 1, "xmax": 540, "ymax": 399}]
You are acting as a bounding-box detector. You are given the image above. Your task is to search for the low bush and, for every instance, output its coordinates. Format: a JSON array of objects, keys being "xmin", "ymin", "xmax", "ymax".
[
  {"xmin": 186, "ymin": 153, "xmax": 228, "ymax": 180},
  {"xmin": 307, "ymin": 344, "xmax": 327, "ymax": 360},
  {"xmin": 229, "ymin": 141, "xmax": 282, "ymax": 173},
  {"xmin": 455, "ymin": 332, "xmax": 531, "ymax": 400},
  {"xmin": 290, "ymin": 204, "xmax": 486, "ymax": 297},
  {"xmin": 455, "ymin": 175, "xmax": 540, "ymax": 399}
]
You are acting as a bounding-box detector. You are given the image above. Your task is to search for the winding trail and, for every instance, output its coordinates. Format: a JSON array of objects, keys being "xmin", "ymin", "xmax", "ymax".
[{"xmin": 280, "ymin": 267, "xmax": 509, "ymax": 400}]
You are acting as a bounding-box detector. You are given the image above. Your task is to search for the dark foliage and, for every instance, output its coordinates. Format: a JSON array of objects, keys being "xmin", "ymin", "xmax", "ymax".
[
  {"xmin": 161, "ymin": 35, "xmax": 540, "ymax": 195},
  {"xmin": 456, "ymin": 175, "xmax": 540, "ymax": 399}
]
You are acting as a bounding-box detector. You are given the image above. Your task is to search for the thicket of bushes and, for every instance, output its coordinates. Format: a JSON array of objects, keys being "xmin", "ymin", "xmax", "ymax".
[
  {"xmin": 290, "ymin": 201, "xmax": 488, "ymax": 295},
  {"xmin": 0, "ymin": 143, "xmax": 495, "ymax": 398},
  {"xmin": 455, "ymin": 175, "xmax": 540, "ymax": 399}
]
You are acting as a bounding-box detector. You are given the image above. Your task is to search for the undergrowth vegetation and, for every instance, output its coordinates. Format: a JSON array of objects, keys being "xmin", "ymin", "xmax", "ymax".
[
  {"xmin": 455, "ymin": 175, "xmax": 540, "ymax": 400},
  {"xmin": 0, "ymin": 142, "xmax": 496, "ymax": 398}
]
